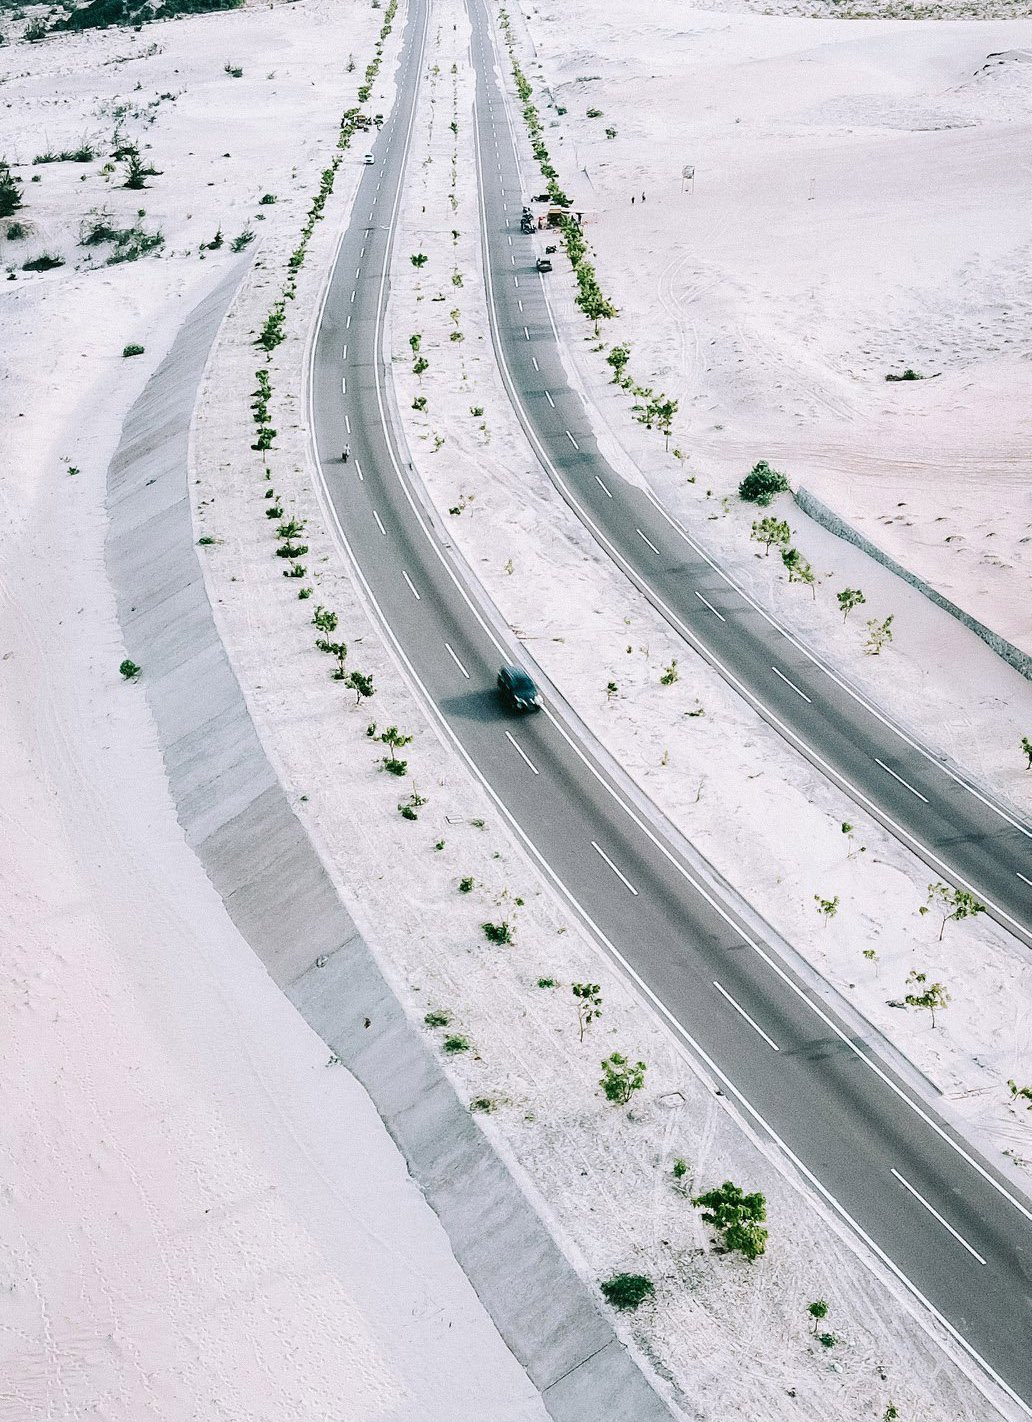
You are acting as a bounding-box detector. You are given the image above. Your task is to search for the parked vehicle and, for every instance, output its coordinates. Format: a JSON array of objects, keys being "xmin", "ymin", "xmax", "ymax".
[
  {"xmin": 497, "ymin": 665, "xmax": 541, "ymax": 713},
  {"xmin": 363, "ymin": 153, "xmax": 375, "ymax": 165},
  {"xmin": 520, "ymin": 215, "xmax": 535, "ymax": 234},
  {"xmin": 536, "ymin": 256, "xmax": 552, "ymax": 273}
]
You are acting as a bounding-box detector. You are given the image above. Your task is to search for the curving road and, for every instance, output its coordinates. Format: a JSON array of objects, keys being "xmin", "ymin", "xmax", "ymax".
[
  {"xmin": 464, "ymin": 0, "xmax": 1032, "ymax": 957},
  {"xmin": 309, "ymin": 0, "xmax": 1032, "ymax": 1411}
]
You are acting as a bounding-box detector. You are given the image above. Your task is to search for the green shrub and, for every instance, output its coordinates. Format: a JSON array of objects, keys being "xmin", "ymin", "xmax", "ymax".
[
  {"xmin": 5, "ymin": 221, "xmax": 27, "ymax": 240},
  {"xmin": 599, "ymin": 1273, "xmax": 653, "ymax": 1311},
  {"xmin": 122, "ymin": 343, "xmax": 145, "ymax": 357},
  {"xmin": 22, "ymin": 252, "xmax": 64, "ymax": 271},
  {"xmin": 443, "ymin": 1034, "xmax": 471, "ymax": 1054},
  {"xmin": 482, "ymin": 920, "xmax": 513, "ymax": 945},
  {"xmin": 119, "ymin": 658, "xmax": 141, "ymax": 679},
  {"xmin": 738, "ymin": 460, "xmax": 788, "ymax": 506},
  {"xmin": 424, "ymin": 1009, "xmax": 451, "ymax": 1028}
]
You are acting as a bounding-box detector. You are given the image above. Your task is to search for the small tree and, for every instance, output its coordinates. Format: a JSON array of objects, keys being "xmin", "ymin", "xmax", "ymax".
[
  {"xmin": 751, "ymin": 517, "xmax": 791, "ymax": 557},
  {"xmin": 600, "ymin": 1052, "xmax": 646, "ymax": 1106},
  {"xmin": 782, "ymin": 546, "xmax": 815, "ymax": 594},
  {"xmin": 883, "ymin": 1407, "xmax": 899, "ymax": 1422},
  {"xmin": 923, "ymin": 882, "xmax": 985, "ymax": 940},
  {"xmin": 738, "ymin": 459, "xmax": 788, "ymax": 507},
  {"xmin": 659, "ymin": 659, "xmax": 678, "ymax": 686},
  {"xmin": 316, "ymin": 639, "xmax": 348, "ymax": 678},
  {"xmin": 119, "ymin": 658, "xmax": 141, "ymax": 680},
  {"xmin": 121, "ymin": 147, "xmax": 160, "ymax": 190},
  {"xmin": 409, "ymin": 332, "xmax": 422, "ymax": 353},
  {"xmin": 605, "ymin": 680, "xmax": 618, "ymax": 702},
  {"xmin": 606, "ymin": 343, "xmax": 630, "ymax": 383},
  {"xmin": 599, "ymin": 1273, "xmax": 654, "ymax": 1311},
  {"xmin": 482, "ymin": 920, "xmax": 514, "ymax": 945},
  {"xmin": 904, "ymin": 970, "xmax": 950, "ymax": 1028},
  {"xmin": 1007, "ymin": 1080, "xmax": 1032, "ymax": 1110},
  {"xmin": 378, "ymin": 725, "xmax": 413, "ymax": 752},
  {"xmin": 346, "ymin": 669, "xmax": 375, "ymax": 704},
  {"xmin": 837, "ymin": 587, "xmax": 866, "ymax": 621},
  {"xmin": 312, "ymin": 605, "xmax": 338, "ymax": 634},
  {"xmin": 0, "ymin": 160, "xmax": 24, "ymax": 218},
  {"xmin": 864, "ymin": 615, "xmax": 894, "ymax": 655},
  {"xmin": 413, "ymin": 355, "xmax": 429, "ymax": 379},
  {"xmin": 692, "ymin": 1180, "xmax": 768, "ymax": 1261},
  {"xmin": 1022, "ymin": 735, "xmax": 1032, "ymax": 770},
  {"xmin": 572, "ymin": 982, "xmax": 602, "ymax": 1041},
  {"xmin": 814, "ymin": 894, "xmax": 839, "ymax": 925},
  {"xmin": 807, "ymin": 1299, "xmax": 829, "ymax": 1334},
  {"xmin": 410, "ymin": 252, "xmax": 428, "ymax": 267}
]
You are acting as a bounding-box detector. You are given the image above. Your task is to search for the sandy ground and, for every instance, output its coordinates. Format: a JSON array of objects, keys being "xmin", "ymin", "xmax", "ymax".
[
  {"xmin": 0, "ymin": 5, "xmax": 549, "ymax": 1418},
  {"xmin": 504, "ymin": 0, "xmax": 1032, "ymax": 667}
]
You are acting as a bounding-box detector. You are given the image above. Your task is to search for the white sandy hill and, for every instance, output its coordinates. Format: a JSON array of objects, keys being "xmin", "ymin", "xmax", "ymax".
[
  {"xmin": 0, "ymin": 6, "xmax": 548, "ymax": 1419},
  {"xmin": 521, "ymin": 2, "xmax": 1032, "ymax": 650}
]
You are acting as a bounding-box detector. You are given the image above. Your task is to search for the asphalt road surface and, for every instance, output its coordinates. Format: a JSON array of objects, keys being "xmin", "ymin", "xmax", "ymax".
[{"xmin": 309, "ymin": 0, "xmax": 1032, "ymax": 1409}]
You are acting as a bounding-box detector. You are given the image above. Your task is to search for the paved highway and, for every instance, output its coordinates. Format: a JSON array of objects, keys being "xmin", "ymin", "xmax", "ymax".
[
  {"xmin": 309, "ymin": 0, "xmax": 1032, "ymax": 1410},
  {"xmin": 463, "ymin": 0, "xmax": 1032, "ymax": 957}
]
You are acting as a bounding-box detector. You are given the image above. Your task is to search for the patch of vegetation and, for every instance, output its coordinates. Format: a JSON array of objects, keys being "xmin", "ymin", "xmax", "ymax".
[
  {"xmin": 442, "ymin": 1034, "xmax": 471, "ymax": 1054},
  {"xmin": 423, "ymin": 1008, "xmax": 451, "ymax": 1028},
  {"xmin": 50, "ymin": 0, "xmax": 241, "ymax": 34},
  {"xmin": 122, "ymin": 343, "xmax": 145, "ymax": 357},
  {"xmin": 34, "ymin": 144, "xmax": 96, "ymax": 164},
  {"xmin": 692, "ymin": 1180, "xmax": 768, "ymax": 1261},
  {"xmin": 885, "ymin": 368, "xmax": 923, "ymax": 382},
  {"xmin": 119, "ymin": 658, "xmax": 141, "ymax": 679},
  {"xmin": 738, "ymin": 459, "xmax": 789, "ymax": 506},
  {"xmin": 599, "ymin": 1273, "xmax": 654, "ymax": 1311},
  {"xmin": 22, "ymin": 252, "xmax": 64, "ymax": 271}
]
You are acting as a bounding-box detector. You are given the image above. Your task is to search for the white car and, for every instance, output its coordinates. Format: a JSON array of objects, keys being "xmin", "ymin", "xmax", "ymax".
[{"xmin": 363, "ymin": 153, "xmax": 375, "ymax": 165}]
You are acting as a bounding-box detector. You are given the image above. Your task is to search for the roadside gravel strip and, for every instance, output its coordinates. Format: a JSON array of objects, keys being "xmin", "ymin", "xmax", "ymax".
[{"xmin": 105, "ymin": 265, "xmax": 674, "ymax": 1420}]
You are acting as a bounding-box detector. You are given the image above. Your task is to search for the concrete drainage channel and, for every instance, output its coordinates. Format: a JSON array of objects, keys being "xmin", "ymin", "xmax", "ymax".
[{"xmin": 104, "ymin": 274, "xmax": 677, "ymax": 1421}]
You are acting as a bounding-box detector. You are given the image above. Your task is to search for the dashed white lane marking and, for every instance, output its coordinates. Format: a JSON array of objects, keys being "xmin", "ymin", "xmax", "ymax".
[
  {"xmin": 369, "ymin": 209, "xmax": 375, "ymax": 220},
  {"xmin": 355, "ymin": 266, "xmax": 362, "ymax": 278},
  {"xmin": 1018, "ymin": 871, "xmax": 1032, "ymax": 888},
  {"xmin": 591, "ymin": 840, "xmax": 639, "ymax": 895},
  {"xmin": 518, "ymin": 298, "xmax": 523, "ymax": 312},
  {"xmin": 511, "ymin": 254, "xmax": 516, "ymax": 264},
  {"xmin": 771, "ymin": 664, "xmax": 812, "ymax": 704},
  {"xmin": 402, "ymin": 570, "xmax": 420, "ymax": 600},
  {"xmin": 636, "ymin": 527, "xmax": 661, "ymax": 555},
  {"xmin": 445, "ymin": 642, "xmax": 470, "ymax": 678},
  {"xmin": 372, "ymin": 509, "xmax": 387, "ymax": 537},
  {"xmin": 513, "ymin": 274, "xmax": 519, "ymax": 288},
  {"xmin": 350, "ymin": 289, "xmax": 356, "ymax": 303},
  {"xmin": 341, "ymin": 376, "xmax": 347, "ymax": 395},
  {"xmin": 342, "ymin": 344, "xmax": 347, "ymax": 360},
  {"xmin": 875, "ymin": 758, "xmax": 930, "ymax": 804},
  {"xmin": 891, "ymin": 1170, "xmax": 987, "ymax": 1265},
  {"xmin": 594, "ymin": 475, "xmax": 612, "ymax": 498},
  {"xmin": 694, "ymin": 590, "xmax": 726, "ymax": 622},
  {"xmin": 531, "ymin": 355, "xmax": 539, "ymax": 370},
  {"xmin": 346, "ymin": 314, "xmax": 351, "ymax": 329},
  {"xmin": 713, "ymin": 981, "xmax": 780, "ymax": 1051},
  {"xmin": 565, "ymin": 430, "xmax": 580, "ymax": 450},
  {"xmin": 505, "ymin": 730, "xmax": 539, "ymax": 775},
  {"xmin": 524, "ymin": 326, "xmax": 530, "ymax": 340},
  {"xmin": 508, "ymin": 235, "xmax": 512, "ymax": 245},
  {"xmin": 344, "ymin": 414, "xmax": 351, "ymax": 434},
  {"xmin": 354, "ymin": 458, "xmax": 363, "ymax": 481},
  {"xmin": 544, "ymin": 390, "xmax": 554, "ymax": 407}
]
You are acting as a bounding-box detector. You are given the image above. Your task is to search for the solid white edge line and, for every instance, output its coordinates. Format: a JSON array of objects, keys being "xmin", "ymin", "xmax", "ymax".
[
  {"xmin": 591, "ymin": 839, "xmax": 639, "ymax": 896},
  {"xmin": 307, "ymin": 23, "xmax": 1032, "ymax": 1416},
  {"xmin": 713, "ymin": 980, "xmax": 780, "ymax": 1051},
  {"xmin": 891, "ymin": 1170, "xmax": 987, "ymax": 1266},
  {"xmin": 505, "ymin": 729, "xmax": 539, "ymax": 775},
  {"xmin": 875, "ymin": 758, "xmax": 930, "ymax": 805},
  {"xmin": 772, "ymin": 664, "xmax": 813, "ymax": 704},
  {"xmin": 694, "ymin": 589, "xmax": 725, "ymax": 622},
  {"xmin": 402, "ymin": 569, "xmax": 420, "ymax": 600}
]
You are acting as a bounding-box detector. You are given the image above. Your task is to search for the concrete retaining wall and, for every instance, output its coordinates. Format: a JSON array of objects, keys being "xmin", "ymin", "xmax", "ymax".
[
  {"xmin": 105, "ymin": 271, "xmax": 677, "ymax": 1422},
  {"xmin": 794, "ymin": 486, "xmax": 1032, "ymax": 682}
]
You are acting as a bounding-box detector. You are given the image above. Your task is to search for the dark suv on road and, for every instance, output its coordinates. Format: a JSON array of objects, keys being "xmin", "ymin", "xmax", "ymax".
[{"xmin": 497, "ymin": 665, "xmax": 541, "ymax": 713}]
